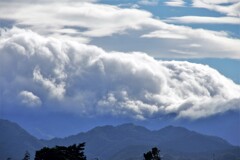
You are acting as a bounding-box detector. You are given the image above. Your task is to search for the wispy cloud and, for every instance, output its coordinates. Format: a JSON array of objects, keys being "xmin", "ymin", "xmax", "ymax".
[
  {"xmin": 0, "ymin": 1, "xmax": 152, "ymax": 39},
  {"xmin": 0, "ymin": 0, "xmax": 239, "ymax": 59},
  {"xmin": 165, "ymin": 0, "xmax": 185, "ymax": 7},
  {"xmin": 141, "ymin": 30, "xmax": 188, "ymax": 39},
  {"xmin": 138, "ymin": 0, "xmax": 159, "ymax": 6},
  {"xmin": 200, "ymin": 0, "xmax": 239, "ymax": 4},
  {"xmin": 170, "ymin": 49, "xmax": 198, "ymax": 55},
  {"xmin": 165, "ymin": 16, "xmax": 240, "ymax": 24},
  {"xmin": 0, "ymin": 0, "xmax": 98, "ymax": 3},
  {"xmin": 141, "ymin": 23, "xmax": 240, "ymax": 58},
  {"xmin": 1, "ymin": 28, "xmax": 239, "ymax": 119},
  {"xmin": 192, "ymin": 0, "xmax": 240, "ymax": 17}
]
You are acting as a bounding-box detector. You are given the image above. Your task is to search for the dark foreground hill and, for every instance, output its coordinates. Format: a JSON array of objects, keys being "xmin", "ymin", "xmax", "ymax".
[{"xmin": 0, "ymin": 119, "xmax": 239, "ymax": 160}]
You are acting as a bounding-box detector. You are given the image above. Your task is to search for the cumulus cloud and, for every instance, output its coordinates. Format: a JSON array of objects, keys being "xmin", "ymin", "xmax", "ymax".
[
  {"xmin": 33, "ymin": 67, "xmax": 66, "ymax": 100},
  {"xmin": 0, "ymin": 28, "xmax": 239, "ymax": 119},
  {"xmin": 19, "ymin": 91, "xmax": 42, "ymax": 107}
]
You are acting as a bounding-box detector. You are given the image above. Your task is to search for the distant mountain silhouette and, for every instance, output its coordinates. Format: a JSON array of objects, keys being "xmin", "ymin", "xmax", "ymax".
[
  {"xmin": 0, "ymin": 119, "xmax": 239, "ymax": 160},
  {"xmin": 155, "ymin": 125, "xmax": 232, "ymax": 152},
  {"xmin": 0, "ymin": 119, "xmax": 44, "ymax": 160},
  {"xmin": 43, "ymin": 123, "xmax": 239, "ymax": 160}
]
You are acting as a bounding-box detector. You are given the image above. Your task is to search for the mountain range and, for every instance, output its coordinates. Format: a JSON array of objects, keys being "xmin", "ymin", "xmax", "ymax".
[{"xmin": 0, "ymin": 119, "xmax": 239, "ymax": 160}]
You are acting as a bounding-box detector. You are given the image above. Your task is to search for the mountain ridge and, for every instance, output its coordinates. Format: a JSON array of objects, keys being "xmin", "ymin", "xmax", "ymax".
[
  {"xmin": 0, "ymin": 119, "xmax": 45, "ymax": 160},
  {"xmin": 0, "ymin": 119, "xmax": 239, "ymax": 160},
  {"xmin": 43, "ymin": 123, "xmax": 237, "ymax": 160}
]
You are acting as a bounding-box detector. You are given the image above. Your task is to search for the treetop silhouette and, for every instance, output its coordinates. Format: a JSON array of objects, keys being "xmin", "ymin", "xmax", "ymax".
[
  {"xmin": 144, "ymin": 147, "xmax": 161, "ymax": 160},
  {"xmin": 35, "ymin": 143, "xmax": 86, "ymax": 160}
]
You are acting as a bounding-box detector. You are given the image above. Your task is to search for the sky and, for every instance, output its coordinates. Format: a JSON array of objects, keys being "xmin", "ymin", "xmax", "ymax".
[{"xmin": 0, "ymin": 0, "xmax": 239, "ymax": 145}]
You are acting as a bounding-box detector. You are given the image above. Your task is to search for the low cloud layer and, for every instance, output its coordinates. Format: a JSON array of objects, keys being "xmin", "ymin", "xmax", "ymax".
[{"xmin": 0, "ymin": 28, "xmax": 240, "ymax": 119}]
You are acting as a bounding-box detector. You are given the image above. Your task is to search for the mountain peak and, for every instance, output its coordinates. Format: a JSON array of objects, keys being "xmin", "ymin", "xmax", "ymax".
[
  {"xmin": 116, "ymin": 123, "xmax": 151, "ymax": 133},
  {"xmin": 117, "ymin": 122, "xmax": 135, "ymax": 127},
  {"xmin": 0, "ymin": 119, "xmax": 44, "ymax": 160},
  {"xmin": 160, "ymin": 125, "xmax": 192, "ymax": 132}
]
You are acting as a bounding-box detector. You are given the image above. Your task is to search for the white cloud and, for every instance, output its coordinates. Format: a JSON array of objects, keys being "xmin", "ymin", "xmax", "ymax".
[
  {"xmin": 170, "ymin": 49, "xmax": 198, "ymax": 55},
  {"xmin": 33, "ymin": 67, "xmax": 66, "ymax": 100},
  {"xmin": 0, "ymin": 28, "xmax": 240, "ymax": 119},
  {"xmin": 188, "ymin": 44, "xmax": 202, "ymax": 48},
  {"xmin": 141, "ymin": 30, "xmax": 188, "ymax": 39},
  {"xmin": 141, "ymin": 23, "xmax": 240, "ymax": 58},
  {"xmin": 19, "ymin": 90, "xmax": 42, "ymax": 107},
  {"xmin": 0, "ymin": 0, "xmax": 98, "ymax": 3},
  {"xmin": 165, "ymin": 0, "xmax": 185, "ymax": 7},
  {"xmin": 138, "ymin": 0, "xmax": 159, "ymax": 6},
  {"xmin": 192, "ymin": 0, "xmax": 240, "ymax": 17},
  {"xmin": 0, "ymin": 0, "xmax": 239, "ymax": 59},
  {"xmin": 165, "ymin": 16, "xmax": 240, "ymax": 24},
  {"xmin": 201, "ymin": 0, "xmax": 240, "ymax": 4},
  {"xmin": 117, "ymin": 3, "xmax": 140, "ymax": 9},
  {"xmin": 0, "ymin": 1, "xmax": 152, "ymax": 39}
]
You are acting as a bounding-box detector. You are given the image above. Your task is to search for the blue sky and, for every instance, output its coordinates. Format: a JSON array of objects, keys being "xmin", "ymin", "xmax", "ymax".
[{"xmin": 0, "ymin": 0, "xmax": 239, "ymax": 145}]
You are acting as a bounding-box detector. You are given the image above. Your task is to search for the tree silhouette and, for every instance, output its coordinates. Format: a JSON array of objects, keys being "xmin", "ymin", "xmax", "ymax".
[
  {"xmin": 144, "ymin": 151, "xmax": 153, "ymax": 160},
  {"xmin": 152, "ymin": 147, "xmax": 160, "ymax": 160},
  {"xmin": 35, "ymin": 143, "xmax": 86, "ymax": 160},
  {"xmin": 144, "ymin": 147, "xmax": 161, "ymax": 160},
  {"xmin": 22, "ymin": 151, "xmax": 30, "ymax": 160}
]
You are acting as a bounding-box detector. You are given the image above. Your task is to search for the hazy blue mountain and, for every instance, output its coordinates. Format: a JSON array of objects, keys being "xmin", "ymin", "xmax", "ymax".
[
  {"xmin": 43, "ymin": 123, "xmax": 239, "ymax": 160},
  {"xmin": 0, "ymin": 119, "xmax": 239, "ymax": 160},
  {"xmin": 154, "ymin": 125, "xmax": 233, "ymax": 152},
  {"xmin": 0, "ymin": 119, "xmax": 44, "ymax": 160}
]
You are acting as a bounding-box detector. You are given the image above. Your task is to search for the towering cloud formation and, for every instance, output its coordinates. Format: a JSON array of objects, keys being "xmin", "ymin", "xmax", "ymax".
[{"xmin": 0, "ymin": 28, "xmax": 239, "ymax": 119}]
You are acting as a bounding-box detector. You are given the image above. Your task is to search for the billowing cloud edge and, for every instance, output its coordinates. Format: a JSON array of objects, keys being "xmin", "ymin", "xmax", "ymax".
[
  {"xmin": 0, "ymin": 27, "xmax": 240, "ymax": 120},
  {"xmin": 19, "ymin": 90, "xmax": 42, "ymax": 107}
]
